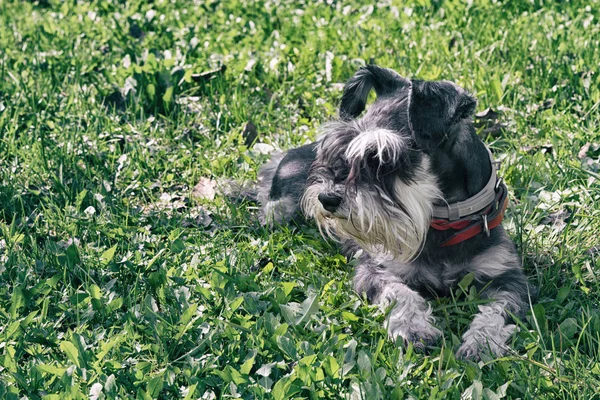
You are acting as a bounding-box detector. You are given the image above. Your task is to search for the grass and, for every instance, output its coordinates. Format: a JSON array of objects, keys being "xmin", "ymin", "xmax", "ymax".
[{"xmin": 0, "ymin": 0, "xmax": 599, "ymax": 398}]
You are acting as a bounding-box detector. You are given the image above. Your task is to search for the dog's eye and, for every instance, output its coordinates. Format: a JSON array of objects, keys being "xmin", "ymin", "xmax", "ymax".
[
  {"xmin": 366, "ymin": 153, "xmax": 381, "ymax": 170},
  {"xmin": 329, "ymin": 167, "xmax": 342, "ymax": 183},
  {"xmin": 333, "ymin": 174, "xmax": 345, "ymax": 184},
  {"xmin": 333, "ymin": 166, "xmax": 350, "ymax": 184}
]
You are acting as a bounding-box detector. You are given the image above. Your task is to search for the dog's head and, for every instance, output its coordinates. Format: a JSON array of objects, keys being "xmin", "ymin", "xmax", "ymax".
[{"xmin": 301, "ymin": 65, "xmax": 479, "ymax": 261}]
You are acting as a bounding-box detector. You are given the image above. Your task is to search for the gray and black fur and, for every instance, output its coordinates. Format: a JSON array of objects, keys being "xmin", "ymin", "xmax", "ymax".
[{"xmin": 250, "ymin": 65, "xmax": 532, "ymax": 360}]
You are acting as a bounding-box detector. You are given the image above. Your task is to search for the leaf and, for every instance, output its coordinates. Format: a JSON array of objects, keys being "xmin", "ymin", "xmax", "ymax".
[
  {"xmin": 256, "ymin": 362, "xmax": 276, "ymax": 377},
  {"xmin": 295, "ymin": 292, "xmax": 319, "ymax": 326},
  {"xmin": 60, "ymin": 341, "xmax": 80, "ymax": 367},
  {"xmin": 556, "ymin": 286, "xmax": 570, "ymax": 304},
  {"xmin": 89, "ymin": 284, "xmax": 102, "ymax": 300},
  {"xmin": 147, "ymin": 248, "xmax": 166, "ymax": 269},
  {"xmin": 105, "ymin": 374, "xmax": 117, "ymax": 395},
  {"xmin": 344, "ymin": 339, "xmax": 357, "ymax": 363},
  {"xmin": 229, "ymin": 296, "xmax": 244, "ymax": 312},
  {"xmin": 495, "ymin": 381, "xmax": 511, "ymax": 398},
  {"xmin": 375, "ymin": 367, "xmax": 387, "ymax": 381},
  {"xmin": 458, "ymin": 273, "xmax": 475, "ymax": 293},
  {"xmin": 183, "ymin": 384, "xmax": 198, "ymax": 400},
  {"xmin": 281, "ymin": 282, "xmax": 296, "ymax": 297},
  {"xmin": 559, "ymin": 318, "xmax": 578, "ymax": 339},
  {"xmin": 341, "ymin": 361, "xmax": 355, "ymax": 376},
  {"xmin": 96, "ymin": 335, "xmax": 124, "ymax": 361},
  {"xmin": 100, "ymin": 245, "xmax": 117, "ymax": 265},
  {"xmin": 490, "ymin": 79, "xmax": 503, "ymax": 102},
  {"xmin": 147, "ymin": 376, "xmax": 164, "ymax": 398},
  {"xmin": 147, "ymin": 83, "xmax": 156, "ymax": 97},
  {"xmin": 9, "ymin": 288, "xmax": 24, "ymax": 318},
  {"xmin": 69, "ymin": 292, "xmax": 89, "ymax": 306},
  {"xmin": 299, "ymin": 355, "xmax": 317, "ymax": 366},
  {"xmin": 357, "ymin": 350, "xmax": 371, "ymax": 374},
  {"xmin": 76, "ymin": 189, "xmax": 88, "ymax": 209},
  {"xmin": 322, "ymin": 355, "xmax": 340, "ymax": 378},
  {"xmin": 253, "ymin": 143, "xmax": 275, "ymax": 154},
  {"xmin": 22, "ymin": 310, "xmax": 38, "ymax": 327},
  {"xmin": 578, "ymin": 142, "xmax": 591, "ymax": 159},
  {"xmin": 483, "ymin": 388, "xmax": 500, "ymax": 400},
  {"xmin": 192, "ymin": 177, "xmax": 217, "ymax": 200},
  {"xmin": 66, "ymin": 244, "xmax": 80, "ymax": 266},
  {"xmin": 183, "ymin": 69, "xmax": 194, "ymax": 84},
  {"xmin": 276, "ymin": 335, "xmax": 298, "ymax": 360},
  {"xmin": 11, "ymin": 233, "xmax": 24, "ymax": 244},
  {"xmin": 137, "ymin": 388, "xmax": 152, "ymax": 400},
  {"xmin": 89, "ymin": 383, "xmax": 103, "ymax": 400},
  {"xmin": 162, "ymin": 86, "xmax": 174, "ymax": 103},
  {"xmin": 342, "ymin": 311, "xmax": 359, "ymax": 322},
  {"xmin": 272, "ymin": 376, "xmax": 294, "ymax": 400},
  {"xmin": 311, "ymin": 366, "xmax": 324, "ymax": 382},
  {"xmin": 170, "ymin": 239, "xmax": 186, "ymax": 254},
  {"xmin": 262, "ymin": 262, "xmax": 274, "ymax": 274},
  {"xmin": 391, "ymin": 387, "xmax": 405, "ymax": 399},
  {"xmin": 4, "ymin": 321, "xmax": 21, "ymax": 340},
  {"xmin": 532, "ymin": 303, "xmax": 547, "ymax": 335},
  {"xmin": 179, "ymin": 304, "xmax": 198, "ymax": 326},
  {"xmin": 36, "ymin": 364, "xmax": 66, "ymax": 376},
  {"xmin": 279, "ymin": 303, "xmax": 298, "ymax": 325},
  {"xmin": 240, "ymin": 350, "xmax": 257, "ymax": 375},
  {"xmin": 229, "ymin": 366, "xmax": 248, "ymax": 385},
  {"xmin": 462, "ymin": 380, "xmax": 483, "ymax": 400},
  {"xmin": 107, "ymin": 297, "xmax": 123, "ymax": 313}
]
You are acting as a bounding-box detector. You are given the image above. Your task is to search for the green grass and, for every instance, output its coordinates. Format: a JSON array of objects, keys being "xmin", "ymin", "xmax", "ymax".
[{"xmin": 1, "ymin": 0, "xmax": 599, "ymax": 398}]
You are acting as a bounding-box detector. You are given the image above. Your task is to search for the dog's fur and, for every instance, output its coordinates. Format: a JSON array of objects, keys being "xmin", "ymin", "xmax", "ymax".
[{"xmin": 249, "ymin": 65, "xmax": 531, "ymax": 359}]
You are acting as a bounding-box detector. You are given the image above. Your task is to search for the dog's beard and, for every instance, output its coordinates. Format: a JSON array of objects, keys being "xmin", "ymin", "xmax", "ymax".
[{"xmin": 301, "ymin": 158, "xmax": 441, "ymax": 262}]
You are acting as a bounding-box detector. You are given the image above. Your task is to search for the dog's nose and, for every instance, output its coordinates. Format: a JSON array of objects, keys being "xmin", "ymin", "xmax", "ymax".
[{"xmin": 318, "ymin": 193, "xmax": 342, "ymax": 212}]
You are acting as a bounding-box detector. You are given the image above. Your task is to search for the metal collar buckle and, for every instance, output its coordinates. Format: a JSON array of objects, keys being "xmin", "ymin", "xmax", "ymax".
[{"xmin": 482, "ymin": 214, "xmax": 490, "ymax": 237}]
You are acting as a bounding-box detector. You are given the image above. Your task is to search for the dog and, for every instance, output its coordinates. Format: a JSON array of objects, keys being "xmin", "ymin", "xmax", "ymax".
[{"xmin": 248, "ymin": 65, "xmax": 531, "ymax": 360}]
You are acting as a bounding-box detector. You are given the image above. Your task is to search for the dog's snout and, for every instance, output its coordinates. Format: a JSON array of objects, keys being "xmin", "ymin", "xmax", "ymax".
[{"xmin": 318, "ymin": 193, "xmax": 342, "ymax": 212}]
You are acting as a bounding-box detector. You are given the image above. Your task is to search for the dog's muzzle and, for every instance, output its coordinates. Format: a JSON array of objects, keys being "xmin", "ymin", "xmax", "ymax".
[{"xmin": 318, "ymin": 193, "xmax": 342, "ymax": 212}]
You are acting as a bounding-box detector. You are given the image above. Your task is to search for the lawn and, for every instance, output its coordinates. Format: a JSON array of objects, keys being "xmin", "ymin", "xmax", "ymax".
[{"xmin": 1, "ymin": 0, "xmax": 599, "ymax": 398}]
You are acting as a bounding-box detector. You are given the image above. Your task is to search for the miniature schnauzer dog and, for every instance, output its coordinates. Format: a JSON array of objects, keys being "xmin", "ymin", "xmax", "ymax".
[{"xmin": 250, "ymin": 65, "xmax": 531, "ymax": 359}]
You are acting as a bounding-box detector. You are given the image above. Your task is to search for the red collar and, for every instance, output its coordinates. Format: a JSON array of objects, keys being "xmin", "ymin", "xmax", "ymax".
[{"xmin": 429, "ymin": 180, "xmax": 509, "ymax": 247}]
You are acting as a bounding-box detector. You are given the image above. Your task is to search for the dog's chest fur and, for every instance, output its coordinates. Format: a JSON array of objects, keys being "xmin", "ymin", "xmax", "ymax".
[{"xmin": 388, "ymin": 259, "xmax": 462, "ymax": 294}]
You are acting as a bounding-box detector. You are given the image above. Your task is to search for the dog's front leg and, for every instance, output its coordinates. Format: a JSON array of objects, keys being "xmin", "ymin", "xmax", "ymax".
[
  {"xmin": 456, "ymin": 269, "xmax": 529, "ymax": 360},
  {"xmin": 354, "ymin": 259, "xmax": 441, "ymax": 350}
]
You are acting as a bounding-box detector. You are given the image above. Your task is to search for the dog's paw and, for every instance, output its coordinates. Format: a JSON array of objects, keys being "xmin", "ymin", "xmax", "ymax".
[
  {"xmin": 456, "ymin": 338, "xmax": 504, "ymax": 360},
  {"xmin": 387, "ymin": 306, "xmax": 442, "ymax": 350},
  {"xmin": 456, "ymin": 324, "xmax": 515, "ymax": 360}
]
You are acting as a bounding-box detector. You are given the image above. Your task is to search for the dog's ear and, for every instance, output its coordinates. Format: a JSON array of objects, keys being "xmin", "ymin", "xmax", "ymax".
[
  {"xmin": 339, "ymin": 65, "xmax": 411, "ymax": 121},
  {"xmin": 452, "ymin": 91, "xmax": 477, "ymax": 123},
  {"xmin": 409, "ymin": 80, "xmax": 477, "ymax": 149}
]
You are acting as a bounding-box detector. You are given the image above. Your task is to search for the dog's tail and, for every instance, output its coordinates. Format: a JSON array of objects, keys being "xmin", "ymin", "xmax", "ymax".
[
  {"xmin": 219, "ymin": 151, "xmax": 286, "ymax": 205},
  {"xmin": 218, "ymin": 179, "xmax": 259, "ymax": 203},
  {"xmin": 339, "ymin": 64, "xmax": 412, "ymax": 121}
]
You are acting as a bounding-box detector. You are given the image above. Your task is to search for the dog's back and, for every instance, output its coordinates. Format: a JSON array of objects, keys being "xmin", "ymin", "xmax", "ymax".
[{"xmin": 255, "ymin": 143, "xmax": 317, "ymax": 225}]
